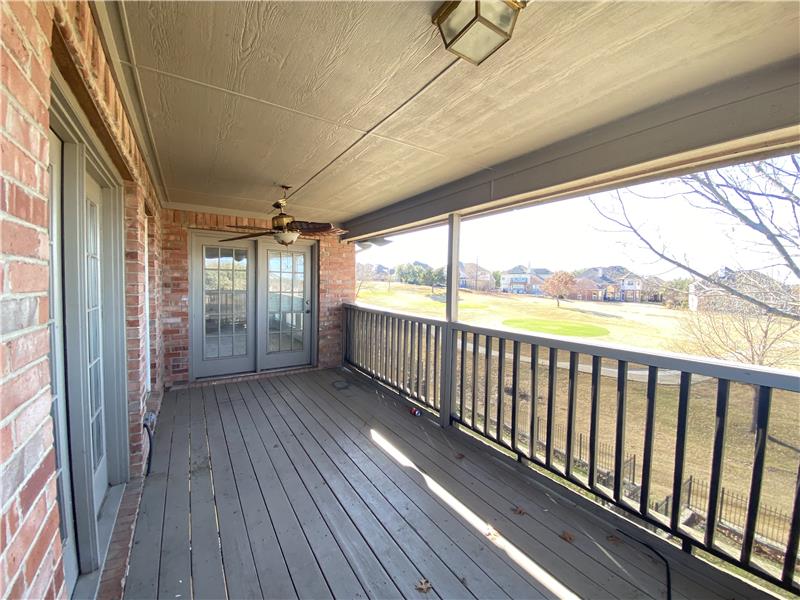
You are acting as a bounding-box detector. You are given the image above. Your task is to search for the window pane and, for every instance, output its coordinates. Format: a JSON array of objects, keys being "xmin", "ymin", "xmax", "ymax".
[
  {"xmin": 294, "ymin": 254, "xmax": 304, "ymax": 272},
  {"xmin": 204, "ymin": 269, "xmax": 219, "ymax": 291},
  {"xmin": 205, "ymin": 246, "xmax": 219, "ymax": 269},
  {"xmin": 220, "ymin": 316, "xmax": 234, "ymax": 335},
  {"xmin": 219, "ymin": 248, "xmax": 234, "ymax": 269},
  {"xmin": 233, "ymin": 335, "xmax": 247, "ymax": 356},
  {"xmin": 219, "ymin": 336, "xmax": 233, "ymax": 357},
  {"xmin": 269, "ymin": 251, "xmax": 281, "ymax": 272},
  {"xmin": 269, "ymin": 333, "xmax": 280, "ymax": 353},
  {"xmin": 92, "ymin": 416, "xmax": 104, "ymax": 468},
  {"xmin": 234, "ymin": 270, "xmax": 247, "ymax": 291},
  {"xmin": 205, "ymin": 337, "xmax": 219, "ymax": 359},
  {"xmin": 234, "ymin": 249, "xmax": 247, "ymax": 269},
  {"xmin": 281, "ymin": 253, "xmax": 292, "ymax": 272}
]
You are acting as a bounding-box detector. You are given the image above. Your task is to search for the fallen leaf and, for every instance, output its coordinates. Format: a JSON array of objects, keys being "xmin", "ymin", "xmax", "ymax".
[
  {"xmin": 455, "ymin": 452, "xmax": 465, "ymax": 459},
  {"xmin": 459, "ymin": 576, "xmax": 467, "ymax": 585},
  {"xmin": 415, "ymin": 578, "xmax": 432, "ymax": 593},
  {"xmin": 560, "ymin": 530, "xmax": 575, "ymax": 543},
  {"xmin": 606, "ymin": 534, "xmax": 623, "ymax": 545},
  {"xmin": 511, "ymin": 505, "xmax": 527, "ymax": 515}
]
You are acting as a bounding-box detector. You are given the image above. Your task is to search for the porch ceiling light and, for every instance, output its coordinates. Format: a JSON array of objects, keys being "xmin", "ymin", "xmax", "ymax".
[
  {"xmin": 432, "ymin": 0, "xmax": 525, "ymax": 65},
  {"xmin": 274, "ymin": 230, "xmax": 300, "ymax": 247}
]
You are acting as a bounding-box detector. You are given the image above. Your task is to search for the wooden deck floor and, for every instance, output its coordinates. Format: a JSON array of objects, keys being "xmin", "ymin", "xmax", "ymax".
[{"xmin": 125, "ymin": 369, "xmax": 768, "ymax": 600}]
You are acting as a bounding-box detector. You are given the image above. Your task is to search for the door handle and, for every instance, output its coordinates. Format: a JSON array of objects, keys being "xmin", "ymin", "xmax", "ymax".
[{"xmin": 305, "ymin": 309, "xmax": 311, "ymax": 314}]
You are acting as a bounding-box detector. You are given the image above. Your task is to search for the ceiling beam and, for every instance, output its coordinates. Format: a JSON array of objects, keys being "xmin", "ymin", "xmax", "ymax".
[{"xmin": 343, "ymin": 58, "xmax": 800, "ymax": 240}]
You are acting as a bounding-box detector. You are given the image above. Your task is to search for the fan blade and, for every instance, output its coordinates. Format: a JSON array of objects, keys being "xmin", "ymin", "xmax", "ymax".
[
  {"xmin": 225, "ymin": 224, "xmax": 270, "ymax": 230},
  {"xmin": 219, "ymin": 231, "xmax": 275, "ymax": 242},
  {"xmin": 288, "ymin": 221, "xmax": 347, "ymax": 235}
]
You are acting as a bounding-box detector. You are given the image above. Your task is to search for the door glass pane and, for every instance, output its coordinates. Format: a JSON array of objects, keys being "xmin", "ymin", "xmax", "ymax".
[
  {"xmin": 91, "ymin": 416, "xmax": 104, "ymax": 467},
  {"xmin": 203, "ymin": 246, "xmax": 248, "ymax": 359},
  {"xmin": 266, "ymin": 248, "xmax": 307, "ymax": 354}
]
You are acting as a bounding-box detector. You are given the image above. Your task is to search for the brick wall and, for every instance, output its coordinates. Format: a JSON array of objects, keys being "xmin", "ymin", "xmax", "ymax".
[
  {"xmin": 2, "ymin": 1, "xmax": 165, "ymax": 597},
  {"xmin": 1, "ymin": 1, "xmax": 64, "ymax": 597},
  {"xmin": 161, "ymin": 208, "xmax": 355, "ymax": 387}
]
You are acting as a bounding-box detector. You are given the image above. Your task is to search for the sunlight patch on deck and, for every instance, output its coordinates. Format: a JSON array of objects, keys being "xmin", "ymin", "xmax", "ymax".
[{"xmin": 370, "ymin": 428, "xmax": 580, "ymax": 600}]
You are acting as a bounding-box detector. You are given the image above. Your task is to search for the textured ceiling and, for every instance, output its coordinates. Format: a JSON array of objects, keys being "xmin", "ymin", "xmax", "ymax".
[{"xmin": 118, "ymin": 1, "xmax": 800, "ymax": 224}]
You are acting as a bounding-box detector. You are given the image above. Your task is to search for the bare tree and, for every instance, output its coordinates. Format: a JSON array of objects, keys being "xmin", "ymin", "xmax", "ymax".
[
  {"xmin": 542, "ymin": 271, "xmax": 575, "ymax": 307},
  {"xmin": 591, "ymin": 155, "xmax": 800, "ymax": 321}
]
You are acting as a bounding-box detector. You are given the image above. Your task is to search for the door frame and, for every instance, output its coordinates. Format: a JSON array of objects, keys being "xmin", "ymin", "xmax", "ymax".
[
  {"xmin": 50, "ymin": 69, "xmax": 129, "ymax": 574},
  {"xmin": 188, "ymin": 232, "xmax": 319, "ymax": 380},
  {"xmin": 257, "ymin": 237, "xmax": 317, "ymax": 371},
  {"xmin": 189, "ymin": 230, "xmax": 258, "ymax": 379}
]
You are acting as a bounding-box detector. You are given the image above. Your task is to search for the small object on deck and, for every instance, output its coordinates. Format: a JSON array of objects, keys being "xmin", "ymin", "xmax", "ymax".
[
  {"xmin": 415, "ymin": 578, "xmax": 432, "ymax": 593},
  {"xmin": 606, "ymin": 534, "xmax": 623, "ymax": 545},
  {"xmin": 560, "ymin": 530, "xmax": 575, "ymax": 543},
  {"xmin": 409, "ymin": 407, "xmax": 421, "ymax": 416},
  {"xmin": 454, "ymin": 452, "xmax": 465, "ymax": 459},
  {"xmin": 512, "ymin": 505, "xmax": 527, "ymax": 515}
]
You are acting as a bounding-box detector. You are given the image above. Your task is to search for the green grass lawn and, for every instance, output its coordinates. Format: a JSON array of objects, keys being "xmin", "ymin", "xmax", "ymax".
[{"xmin": 503, "ymin": 317, "xmax": 610, "ymax": 337}]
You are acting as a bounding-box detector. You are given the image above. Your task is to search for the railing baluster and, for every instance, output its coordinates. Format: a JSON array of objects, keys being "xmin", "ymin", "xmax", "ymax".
[
  {"xmin": 782, "ymin": 463, "xmax": 800, "ymax": 585},
  {"xmin": 424, "ymin": 323, "xmax": 431, "ymax": 404},
  {"xmin": 546, "ymin": 347, "xmax": 557, "ymax": 468},
  {"xmin": 511, "ymin": 341, "xmax": 520, "ymax": 453},
  {"xmin": 409, "ymin": 320, "xmax": 417, "ymax": 396},
  {"xmin": 671, "ymin": 371, "xmax": 692, "ymax": 533},
  {"xmin": 529, "ymin": 344, "xmax": 539, "ymax": 461},
  {"xmin": 382, "ymin": 314, "xmax": 388, "ymax": 383},
  {"xmin": 497, "ymin": 339, "xmax": 506, "ymax": 442},
  {"xmin": 742, "ymin": 385, "xmax": 772, "ymax": 564},
  {"xmin": 434, "ymin": 326, "xmax": 441, "ymax": 409},
  {"xmin": 369, "ymin": 312, "xmax": 376, "ymax": 374},
  {"xmin": 484, "ymin": 337, "xmax": 492, "ymax": 437},
  {"xmin": 614, "ymin": 360, "xmax": 628, "ymax": 502},
  {"xmin": 705, "ymin": 378, "xmax": 729, "ymax": 548},
  {"xmin": 472, "ymin": 333, "xmax": 479, "ymax": 427},
  {"xmin": 640, "ymin": 366, "xmax": 659, "ymax": 516},
  {"xmin": 588, "ymin": 355, "xmax": 601, "ymax": 489},
  {"xmin": 565, "ymin": 352, "xmax": 578, "ymax": 478},
  {"xmin": 417, "ymin": 322, "xmax": 423, "ymax": 400},
  {"xmin": 459, "ymin": 330, "xmax": 467, "ymax": 420}
]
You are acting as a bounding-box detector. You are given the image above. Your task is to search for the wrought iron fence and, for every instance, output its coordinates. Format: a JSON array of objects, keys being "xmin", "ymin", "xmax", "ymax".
[{"xmin": 343, "ymin": 303, "xmax": 800, "ymax": 592}]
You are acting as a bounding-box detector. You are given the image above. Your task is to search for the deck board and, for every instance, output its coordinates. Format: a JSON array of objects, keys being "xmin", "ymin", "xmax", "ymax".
[{"xmin": 125, "ymin": 369, "xmax": 769, "ymax": 600}]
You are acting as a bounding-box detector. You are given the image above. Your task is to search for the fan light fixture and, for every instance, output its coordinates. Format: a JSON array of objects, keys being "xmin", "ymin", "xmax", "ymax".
[
  {"xmin": 274, "ymin": 230, "xmax": 300, "ymax": 247},
  {"xmin": 432, "ymin": 0, "xmax": 525, "ymax": 65}
]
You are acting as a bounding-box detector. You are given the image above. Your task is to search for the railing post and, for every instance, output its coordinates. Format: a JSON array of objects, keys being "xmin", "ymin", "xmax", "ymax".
[{"xmin": 439, "ymin": 213, "xmax": 460, "ymax": 428}]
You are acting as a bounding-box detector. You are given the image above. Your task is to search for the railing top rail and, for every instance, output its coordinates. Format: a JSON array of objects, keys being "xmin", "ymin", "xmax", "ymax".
[{"xmin": 346, "ymin": 303, "xmax": 800, "ymax": 392}]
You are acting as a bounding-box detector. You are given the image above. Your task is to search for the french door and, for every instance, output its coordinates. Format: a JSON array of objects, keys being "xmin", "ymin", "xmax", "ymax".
[
  {"xmin": 191, "ymin": 234, "xmax": 314, "ymax": 379},
  {"xmin": 259, "ymin": 241, "xmax": 313, "ymax": 370}
]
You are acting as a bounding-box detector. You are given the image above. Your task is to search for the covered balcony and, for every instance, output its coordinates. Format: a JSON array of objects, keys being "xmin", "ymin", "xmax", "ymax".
[{"xmin": 1, "ymin": 1, "xmax": 798, "ymax": 599}]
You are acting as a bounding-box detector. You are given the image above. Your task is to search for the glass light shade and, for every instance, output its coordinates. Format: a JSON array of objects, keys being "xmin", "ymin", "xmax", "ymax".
[
  {"xmin": 434, "ymin": 1, "xmax": 521, "ymax": 65},
  {"xmin": 273, "ymin": 231, "xmax": 300, "ymax": 247}
]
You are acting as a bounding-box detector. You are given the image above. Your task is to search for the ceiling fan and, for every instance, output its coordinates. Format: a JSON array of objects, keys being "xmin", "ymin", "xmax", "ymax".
[{"xmin": 220, "ymin": 185, "xmax": 346, "ymax": 246}]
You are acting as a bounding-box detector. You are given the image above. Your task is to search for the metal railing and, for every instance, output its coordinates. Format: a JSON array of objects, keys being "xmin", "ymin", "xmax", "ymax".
[{"xmin": 343, "ymin": 303, "xmax": 800, "ymax": 592}]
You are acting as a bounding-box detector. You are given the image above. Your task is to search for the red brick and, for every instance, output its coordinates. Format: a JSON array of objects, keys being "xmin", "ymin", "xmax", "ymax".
[
  {"xmin": 5, "ymin": 326, "xmax": 49, "ymax": 370},
  {"xmin": 24, "ymin": 503, "xmax": 59, "ymax": 579},
  {"xmin": 7, "ymin": 261, "xmax": 48, "ymax": 293},
  {"xmin": 0, "ymin": 219, "xmax": 47, "ymax": 259},
  {"xmin": 0, "ymin": 360, "xmax": 50, "ymax": 420}
]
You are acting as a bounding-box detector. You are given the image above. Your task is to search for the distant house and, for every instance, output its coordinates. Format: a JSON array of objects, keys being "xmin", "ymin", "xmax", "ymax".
[
  {"xmin": 499, "ymin": 266, "xmax": 547, "ymax": 294},
  {"xmin": 459, "ymin": 262, "xmax": 495, "ymax": 291},
  {"xmin": 568, "ymin": 277, "xmax": 604, "ymax": 301},
  {"xmin": 500, "ymin": 265, "xmax": 532, "ymax": 293},
  {"xmin": 688, "ymin": 267, "xmax": 795, "ymax": 313},
  {"xmin": 619, "ymin": 272, "xmax": 644, "ymax": 302}
]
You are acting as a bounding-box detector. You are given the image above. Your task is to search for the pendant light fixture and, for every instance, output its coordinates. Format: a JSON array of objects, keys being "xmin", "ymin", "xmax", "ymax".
[{"xmin": 432, "ymin": 0, "xmax": 526, "ymax": 65}]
